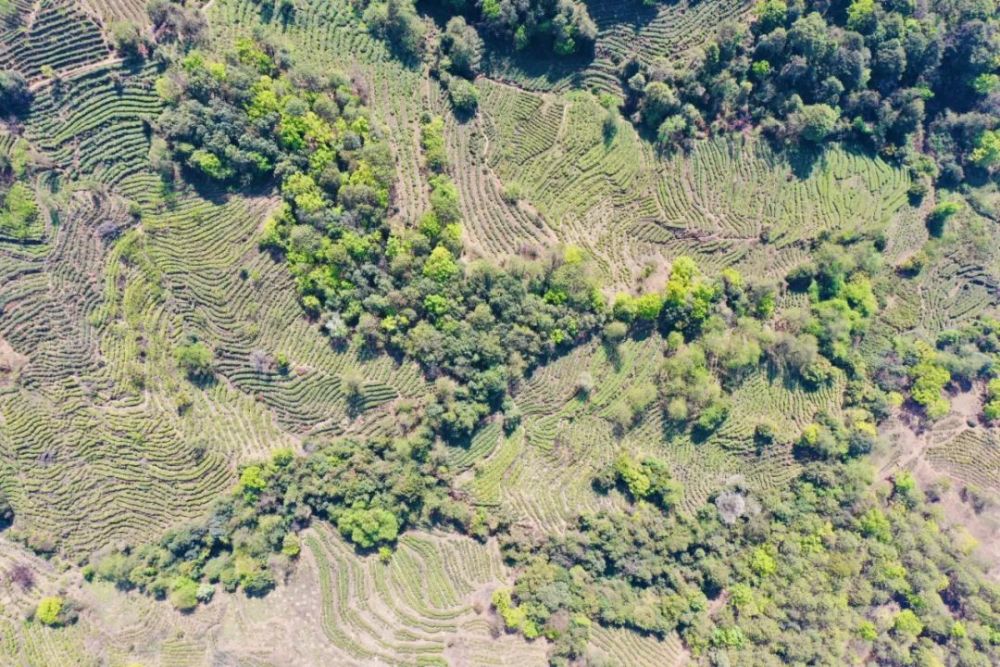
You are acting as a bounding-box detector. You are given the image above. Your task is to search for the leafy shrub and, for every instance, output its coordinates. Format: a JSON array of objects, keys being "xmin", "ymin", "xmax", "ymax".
[
  {"xmin": 926, "ymin": 201, "xmax": 961, "ymax": 237},
  {"xmin": 175, "ymin": 340, "xmax": 213, "ymax": 380},
  {"xmin": 447, "ymin": 77, "xmax": 479, "ymax": 113},
  {"xmin": 337, "ymin": 507, "xmax": 399, "ymax": 549},
  {"xmin": 35, "ymin": 597, "xmax": 63, "ymax": 626}
]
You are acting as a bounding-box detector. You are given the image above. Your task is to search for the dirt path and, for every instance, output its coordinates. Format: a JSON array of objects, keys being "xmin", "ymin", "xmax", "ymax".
[
  {"xmin": 877, "ymin": 393, "xmax": 1000, "ymax": 578},
  {"xmin": 28, "ymin": 56, "xmax": 124, "ymax": 92}
]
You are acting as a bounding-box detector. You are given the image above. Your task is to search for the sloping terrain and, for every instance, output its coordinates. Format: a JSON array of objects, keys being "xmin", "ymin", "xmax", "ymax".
[{"xmin": 0, "ymin": 0, "xmax": 998, "ymax": 665}]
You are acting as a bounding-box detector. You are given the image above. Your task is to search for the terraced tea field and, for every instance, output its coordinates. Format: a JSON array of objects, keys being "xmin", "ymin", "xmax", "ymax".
[
  {"xmin": 460, "ymin": 335, "xmax": 844, "ymax": 531},
  {"xmin": 0, "ymin": 0, "xmax": 111, "ymax": 83},
  {"xmin": 0, "ymin": 0, "xmax": 428, "ymax": 566},
  {"xmin": 481, "ymin": 0, "xmax": 756, "ymax": 95},
  {"xmin": 0, "ymin": 0, "xmax": 997, "ymax": 664},
  {"xmin": 454, "ymin": 80, "xmax": 912, "ymax": 287}
]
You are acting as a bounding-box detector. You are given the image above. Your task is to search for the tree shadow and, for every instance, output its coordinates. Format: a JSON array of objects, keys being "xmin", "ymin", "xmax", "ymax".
[
  {"xmin": 659, "ymin": 414, "xmax": 691, "ymax": 444},
  {"xmin": 187, "ymin": 372, "xmax": 219, "ymax": 391},
  {"xmin": 346, "ymin": 393, "xmax": 366, "ymax": 419},
  {"xmin": 451, "ymin": 102, "xmax": 478, "ymax": 125},
  {"xmin": 581, "ymin": 0, "xmax": 662, "ymax": 32},
  {"xmin": 602, "ymin": 338, "xmax": 623, "ymax": 371},
  {"xmin": 256, "ymin": 0, "xmax": 295, "ymax": 28},
  {"xmin": 786, "ymin": 143, "xmax": 823, "ymax": 180},
  {"xmin": 182, "ymin": 172, "xmax": 275, "ymax": 207}
]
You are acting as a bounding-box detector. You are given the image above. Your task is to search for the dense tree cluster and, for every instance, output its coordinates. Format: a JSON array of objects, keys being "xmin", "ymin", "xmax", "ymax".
[
  {"xmin": 265, "ymin": 166, "xmax": 608, "ymax": 438},
  {"xmin": 783, "ymin": 236, "xmax": 882, "ymax": 381},
  {"xmin": 875, "ymin": 317, "xmax": 1000, "ymax": 421},
  {"xmin": 363, "ymin": 0, "xmax": 428, "ymax": 59},
  {"xmin": 153, "ymin": 37, "xmax": 610, "ymax": 440},
  {"xmin": 147, "ymin": 0, "xmax": 207, "ymax": 47},
  {"xmin": 88, "ymin": 435, "xmax": 481, "ymax": 610},
  {"xmin": 444, "ymin": 0, "xmax": 597, "ymax": 57},
  {"xmin": 624, "ymin": 0, "xmax": 1000, "ymax": 185},
  {"xmin": 156, "ymin": 37, "xmax": 384, "ymax": 193},
  {"xmin": 497, "ymin": 435, "xmax": 1000, "ymax": 665},
  {"xmin": 362, "ymin": 0, "xmax": 597, "ymax": 60}
]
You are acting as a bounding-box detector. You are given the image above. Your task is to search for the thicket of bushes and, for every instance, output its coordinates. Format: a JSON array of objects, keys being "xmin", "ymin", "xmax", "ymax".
[
  {"xmin": 89, "ymin": 436, "xmax": 485, "ymax": 608},
  {"xmin": 625, "ymin": 0, "xmax": 999, "ymax": 187}
]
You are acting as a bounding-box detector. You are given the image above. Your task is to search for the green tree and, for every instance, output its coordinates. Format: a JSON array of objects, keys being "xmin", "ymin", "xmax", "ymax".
[
  {"xmin": 337, "ymin": 507, "xmax": 399, "ymax": 548},
  {"xmin": 893, "ymin": 609, "xmax": 924, "ymax": 637},
  {"xmin": 926, "ymin": 201, "xmax": 961, "ymax": 237},
  {"xmin": 0, "ymin": 182, "xmax": 39, "ymax": 239},
  {"xmin": 423, "ymin": 246, "xmax": 459, "ymax": 282},
  {"xmin": 971, "ymin": 130, "xmax": 1000, "ymax": 169},
  {"xmin": 441, "ymin": 16, "xmax": 482, "ymax": 77},
  {"xmin": 110, "ymin": 20, "xmax": 145, "ymax": 59},
  {"xmin": 909, "ymin": 343, "xmax": 950, "ymax": 419},
  {"xmin": 793, "ymin": 104, "xmax": 839, "ymax": 143},
  {"xmin": 754, "ymin": 0, "xmax": 787, "ymax": 31},
  {"xmin": 36, "ymin": 596, "xmax": 63, "ymax": 626},
  {"xmin": 169, "ymin": 577, "xmax": 199, "ymax": 611},
  {"xmin": 366, "ymin": 0, "xmax": 426, "ymax": 59},
  {"xmin": 176, "ymin": 340, "xmax": 214, "ymax": 380},
  {"xmin": 188, "ymin": 150, "xmax": 234, "ymax": 181},
  {"xmin": 420, "ymin": 116, "xmax": 448, "ymax": 172},
  {"xmin": 238, "ymin": 465, "xmax": 267, "ymax": 500},
  {"xmin": 447, "ymin": 78, "xmax": 479, "ymax": 113}
]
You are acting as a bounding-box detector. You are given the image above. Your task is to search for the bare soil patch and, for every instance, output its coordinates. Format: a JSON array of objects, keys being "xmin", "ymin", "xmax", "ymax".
[{"xmin": 0, "ymin": 336, "xmax": 28, "ymax": 385}]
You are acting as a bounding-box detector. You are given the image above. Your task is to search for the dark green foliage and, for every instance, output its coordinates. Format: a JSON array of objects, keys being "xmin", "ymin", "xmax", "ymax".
[
  {"xmin": 432, "ymin": 0, "xmax": 596, "ymax": 56},
  {"xmin": 110, "ymin": 20, "xmax": 147, "ymax": 60},
  {"xmin": 147, "ymin": 0, "xmax": 207, "ymax": 46},
  {"xmin": 440, "ymin": 15, "xmax": 483, "ymax": 77},
  {"xmin": 0, "ymin": 70, "xmax": 31, "ymax": 116},
  {"xmin": 360, "ymin": 0, "xmax": 596, "ymax": 58},
  {"xmin": 624, "ymin": 0, "xmax": 1000, "ymax": 182},
  {"xmin": 364, "ymin": 0, "xmax": 427, "ymax": 59},
  {"xmin": 790, "ymin": 103, "xmax": 838, "ymax": 143}
]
